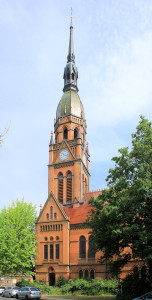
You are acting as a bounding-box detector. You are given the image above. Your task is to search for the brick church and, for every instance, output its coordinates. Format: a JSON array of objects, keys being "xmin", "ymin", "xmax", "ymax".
[{"xmin": 35, "ymin": 21, "xmax": 109, "ymax": 285}]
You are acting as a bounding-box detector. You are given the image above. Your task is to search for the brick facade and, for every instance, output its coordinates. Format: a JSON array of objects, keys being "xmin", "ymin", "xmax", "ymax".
[{"xmin": 35, "ymin": 23, "xmax": 136, "ymax": 285}]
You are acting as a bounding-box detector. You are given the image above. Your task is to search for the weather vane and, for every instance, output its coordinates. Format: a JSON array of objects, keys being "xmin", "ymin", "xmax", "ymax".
[{"xmin": 70, "ymin": 7, "xmax": 73, "ymax": 25}]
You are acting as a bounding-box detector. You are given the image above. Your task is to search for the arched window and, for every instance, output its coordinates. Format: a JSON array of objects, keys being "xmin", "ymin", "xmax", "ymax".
[
  {"xmin": 88, "ymin": 235, "xmax": 95, "ymax": 259},
  {"xmin": 67, "ymin": 73, "xmax": 70, "ymax": 80},
  {"xmin": 50, "ymin": 206, "xmax": 53, "ymax": 219},
  {"xmin": 79, "ymin": 270, "xmax": 83, "ymax": 279},
  {"xmin": 85, "ymin": 270, "xmax": 89, "ymax": 279},
  {"xmin": 58, "ymin": 173, "xmax": 63, "ymax": 203},
  {"xmin": 63, "ymin": 128, "xmax": 68, "ymax": 139},
  {"xmin": 79, "ymin": 236, "xmax": 86, "ymax": 259},
  {"xmin": 67, "ymin": 171, "xmax": 72, "ymax": 202},
  {"xmin": 54, "ymin": 213, "xmax": 57, "ymax": 219},
  {"xmin": 72, "ymin": 73, "xmax": 74, "ymax": 80},
  {"xmin": 74, "ymin": 128, "xmax": 78, "ymax": 139},
  {"xmin": 46, "ymin": 213, "xmax": 49, "ymax": 220},
  {"xmin": 90, "ymin": 270, "xmax": 94, "ymax": 279}
]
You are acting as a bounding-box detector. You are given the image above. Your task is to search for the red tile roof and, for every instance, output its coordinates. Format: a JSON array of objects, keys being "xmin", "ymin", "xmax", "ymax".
[{"xmin": 63, "ymin": 190, "xmax": 102, "ymax": 224}]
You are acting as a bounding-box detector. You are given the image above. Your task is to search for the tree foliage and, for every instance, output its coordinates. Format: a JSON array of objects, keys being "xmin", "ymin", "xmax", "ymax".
[
  {"xmin": 86, "ymin": 116, "xmax": 152, "ymax": 276},
  {"xmin": 0, "ymin": 199, "xmax": 37, "ymax": 276}
]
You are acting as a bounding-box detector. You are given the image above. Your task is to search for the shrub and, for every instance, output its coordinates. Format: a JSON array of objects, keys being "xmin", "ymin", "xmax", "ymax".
[
  {"xmin": 61, "ymin": 278, "xmax": 119, "ymax": 295},
  {"xmin": 16, "ymin": 278, "xmax": 119, "ymax": 296},
  {"xmin": 56, "ymin": 275, "xmax": 67, "ymax": 287}
]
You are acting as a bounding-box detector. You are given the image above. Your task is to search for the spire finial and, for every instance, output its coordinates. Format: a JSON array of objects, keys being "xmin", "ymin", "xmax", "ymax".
[
  {"xmin": 70, "ymin": 7, "xmax": 73, "ymax": 26},
  {"xmin": 63, "ymin": 12, "xmax": 78, "ymax": 93}
]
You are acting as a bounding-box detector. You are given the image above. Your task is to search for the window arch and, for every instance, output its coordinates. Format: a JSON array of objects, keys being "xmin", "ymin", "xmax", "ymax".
[
  {"xmin": 88, "ymin": 235, "xmax": 95, "ymax": 259},
  {"xmin": 79, "ymin": 236, "xmax": 86, "ymax": 259},
  {"xmin": 74, "ymin": 128, "xmax": 78, "ymax": 139},
  {"xmin": 72, "ymin": 73, "xmax": 74, "ymax": 80},
  {"xmin": 46, "ymin": 213, "xmax": 49, "ymax": 220},
  {"xmin": 63, "ymin": 128, "xmax": 68, "ymax": 140},
  {"xmin": 79, "ymin": 270, "xmax": 83, "ymax": 279},
  {"xmin": 58, "ymin": 173, "xmax": 63, "ymax": 203},
  {"xmin": 67, "ymin": 171, "xmax": 72, "ymax": 202}
]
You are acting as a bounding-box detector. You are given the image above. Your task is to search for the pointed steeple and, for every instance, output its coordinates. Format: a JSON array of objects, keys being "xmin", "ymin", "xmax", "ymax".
[
  {"xmin": 63, "ymin": 19, "xmax": 78, "ymax": 92},
  {"xmin": 67, "ymin": 23, "xmax": 75, "ymax": 63}
]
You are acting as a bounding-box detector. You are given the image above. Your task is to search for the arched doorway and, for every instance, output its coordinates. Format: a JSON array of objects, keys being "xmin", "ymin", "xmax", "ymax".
[{"xmin": 48, "ymin": 267, "xmax": 55, "ymax": 286}]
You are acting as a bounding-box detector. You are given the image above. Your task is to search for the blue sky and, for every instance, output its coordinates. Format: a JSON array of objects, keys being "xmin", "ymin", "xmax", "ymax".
[{"xmin": 0, "ymin": 0, "xmax": 152, "ymax": 213}]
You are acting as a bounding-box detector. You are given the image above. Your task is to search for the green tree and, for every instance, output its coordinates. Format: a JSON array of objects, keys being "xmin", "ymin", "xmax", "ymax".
[
  {"xmin": 0, "ymin": 199, "xmax": 37, "ymax": 276},
  {"xmin": 86, "ymin": 116, "xmax": 152, "ymax": 277}
]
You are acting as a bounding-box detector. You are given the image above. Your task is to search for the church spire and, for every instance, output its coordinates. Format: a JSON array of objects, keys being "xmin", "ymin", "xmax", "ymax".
[
  {"xmin": 63, "ymin": 18, "xmax": 78, "ymax": 92},
  {"xmin": 67, "ymin": 17, "xmax": 75, "ymax": 63}
]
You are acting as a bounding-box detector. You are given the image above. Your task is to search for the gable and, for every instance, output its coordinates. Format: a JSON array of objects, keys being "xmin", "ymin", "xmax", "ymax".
[
  {"xmin": 54, "ymin": 140, "xmax": 75, "ymax": 164},
  {"xmin": 36, "ymin": 192, "xmax": 69, "ymax": 223}
]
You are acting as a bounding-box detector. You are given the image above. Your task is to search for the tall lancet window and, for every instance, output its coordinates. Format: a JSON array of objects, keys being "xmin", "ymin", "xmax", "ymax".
[
  {"xmin": 74, "ymin": 128, "xmax": 78, "ymax": 139},
  {"xmin": 88, "ymin": 235, "xmax": 95, "ymax": 259},
  {"xmin": 79, "ymin": 236, "xmax": 86, "ymax": 259},
  {"xmin": 63, "ymin": 128, "xmax": 68, "ymax": 140},
  {"xmin": 58, "ymin": 173, "xmax": 63, "ymax": 203},
  {"xmin": 67, "ymin": 171, "xmax": 72, "ymax": 202}
]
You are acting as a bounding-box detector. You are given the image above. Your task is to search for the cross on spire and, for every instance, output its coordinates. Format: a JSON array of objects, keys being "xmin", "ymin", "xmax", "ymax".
[{"xmin": 70, "ymin": 7, "xmax": 73, "ymax": 26}]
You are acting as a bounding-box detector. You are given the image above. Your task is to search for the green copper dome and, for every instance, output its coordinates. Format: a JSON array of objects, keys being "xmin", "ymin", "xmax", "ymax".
[{"xmin": 56, "ymin": 90, "xmax": 85, "ymax": 121}]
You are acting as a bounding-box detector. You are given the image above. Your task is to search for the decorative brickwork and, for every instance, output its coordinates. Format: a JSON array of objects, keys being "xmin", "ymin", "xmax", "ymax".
[{"xmin": 35, "ymin": 23, "xmax": 135, "ymax": 286}]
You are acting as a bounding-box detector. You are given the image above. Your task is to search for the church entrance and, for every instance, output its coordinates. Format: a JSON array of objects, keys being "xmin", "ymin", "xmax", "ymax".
[
  {"xmin": 48, "ymin": 267, "xmax": 55, "ymax": 286},
  {"xmin": 49, "ymin": 273, "xmax": 55, "ymax": 286}
]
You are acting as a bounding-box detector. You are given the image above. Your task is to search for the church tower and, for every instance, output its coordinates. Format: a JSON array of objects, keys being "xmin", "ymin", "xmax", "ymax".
[
  {"xmin": 35, "ymin": 21, "xmax": 103, "ymax": 286},
  {"xmin": 35, "ymin": 20, "xmax": 134, "ymax": 285},
  {"xmin": 48, "ymin": 21, "xmax": 90, "ymax": 206}
]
